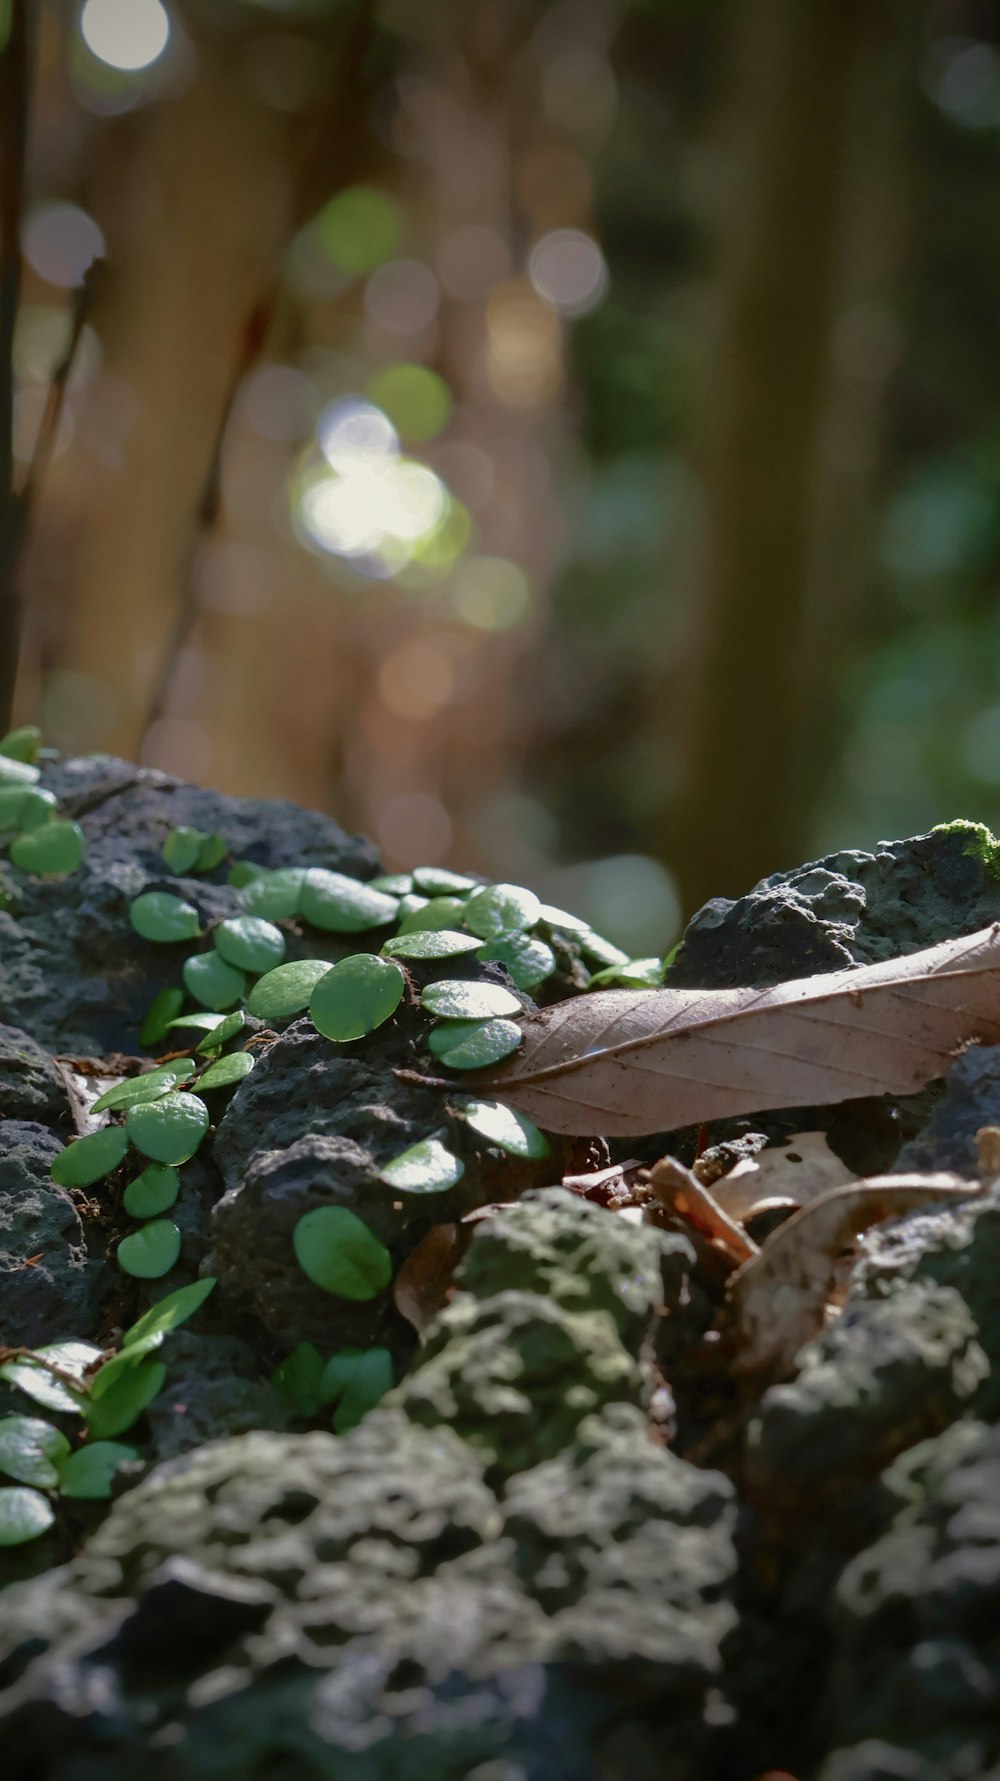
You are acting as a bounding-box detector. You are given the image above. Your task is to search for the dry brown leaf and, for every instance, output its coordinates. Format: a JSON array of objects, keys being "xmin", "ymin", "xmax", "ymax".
[
  {"xmin": 646, "ymin": 1156, "xmax": 758, "ymax": 1266},
  {"xmin": 728, "ymin": 1173, "xmax": 977, "ymax": 1376},
  {"xmin": 712, "ymin": 1131, "xmax": 854, "ymax": 1223},
  {"xmin": 481, "ymin": 924, "xmax": 1000, "ymax": 1136},
  {"xmin": 392, "ymin": 1222, "xmax": 468, "ymax": 1339}
]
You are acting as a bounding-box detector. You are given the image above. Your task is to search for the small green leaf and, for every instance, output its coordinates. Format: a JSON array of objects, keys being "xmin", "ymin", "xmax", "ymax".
[
  {"xmin": 0, "ymin": 1415, "xmax": 71, "ymax": 1487},
  {"xmin": 0, "ymin": 754, "xmax": 40, "ymax": 785},
  {"xmin": 10, "ymin": 819, "xmax": 84, "ymax": 876},
  {"xmin": 299, "ymin": 867, "xmax": 398, "ymax": 933},
  {"xmin": 579, "ymin": 931, "xmax": 630, "ymax": 969},
  {"xmin": 0, "ymin": 1342, "xmax": 101, "ymax": 1415},
  {"xmin": 130, "ymin": 891, "xmax": 202, "ymax": 944},
  {"xmin": 0, "ymin": 1486, "xmax": 54, "ymax": 1545},
  {"xmin": 139, "ymin": 987, "xmax": 186, "ymax": 1047},
  {"xmin": 321, "ymin": 1347, "xmax": 394, "ymax": 1432},
  {"xmin": 122, "ymin": 1276, "xmax": 216, "ymax": 1347},
  {"xmin": 378, "ymin": 1136, "xmax": 464, "ymax": 1194},
  {"xmin": 0, "ymin": 724, "xmax": 42, "ymax": 763},
  {"xmin": 83, "ymin": 1360, "xmax": 166, "ymax": 1439},
  {"xmin": 248, "ymin": 958, "xmax": 332, "ymax": 1022},
  {"xmin": 91, "ymin": 1061, "xmax": 196, "ymax": 1114},
  {"xmin": 309, "ymin": 953, "xmax": 404, "ymax": 1043},
  {"xmin": 57, "ymin": 1441, "xmax": 139, "ymax": 1500},
  {"xmin": 420, "ymin": 979, "xmax": 521, "ymax": 1020},
  {"xmin": 123, "ymin": 1163, "xmax": 180, "ymax": 1218},
  {"xmin": 183, "ymin": 950, "xmax": 246, "ymax": 1010},
  {"xmin": 195, "ymin": 1050, "xmax": 255, "ymax": 1091},
  {"xmin": 126, "ymin": 1091, "xmax": 209, "ymax": 1164},
  {"xmin": 165, "ymin": 1010, "xmax": 226, "ymax": 1036},
  {"xmin": 412, "ymin": 866, "xmax": 476, "ymax": 896},
  {"xmin": 162, "ymin": 826, "xmax": 205, "ymax": 874},
  {"xmin": 369, "ymin": 872, "xmax": 413, "ymax": 895},
  {"xmin": 587, "ymin": 956, "xmax": 664, "ymax": 988},
  {"xmin": 0, "ymin": 786, "xmax": 56, "ymax": 831},
  {"xmin": 196, "ymin": 832, "xmax": 227, "ymax": 872},
  {"xmin": 89, "ymin": 1333, "xmax": 164, "ymax": 1399},
  {"xmin": 116, "ymin": 1220, "xmax": 181, "ymax": 1279},
  {"xmin": 458, "ymin": 1098, "xmax": 550, "ymax": 1158},
  {"xmin": 239, "ymin": 866, "xmax": 305, "ymax": 919},
  {"xmin": 463, "ymin": 882, "xmax": 540, "ymax": 940},
  {"xmin": 396, "ymin": 894, "xmax": 428, "ymax": 921},
  {"xmin": 293, "ymin": 1207, "xmax": 392, "ymax": 1300},
  {"xmin": 382, "ymin": 929, "xmax": 481, "ymax": 961},
  {"xmin": 537, "ymin": 902, "xmax": 590, "ymax": 934},
  {"xmin": 477, "ymin": 934, "xmax": 555, "ymax": 990},
  {"xmin": 427, "ymin": 1018, "xmax": 523, "ymax": 1070},
  {"xmin": 196, "ymin": 1008, "xmax": 247, "ymax": 1053},
  {"xmin": 228, "ymin": 860, "xmax": 262, "ymax": 889},
  {"xmin": 271, "ymin": 1342, "xmax": 325, "ymax": 1416},
  {"xmin": 399, "ymin": 895, "xmax": 469, "ymax": 933},
  {"xmin": 51, "ymin": 1125, "xmax": 129, "ymax": 1189},
  {"xmin": 214, "ymin": 915, "xmax": 286, "ymax": 974}
]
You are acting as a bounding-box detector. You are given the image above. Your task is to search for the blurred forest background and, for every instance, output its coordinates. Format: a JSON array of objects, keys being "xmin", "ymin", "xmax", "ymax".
[{"xmin": 3, "ymin": 0, "xmax": 1000, "ymax": 956}]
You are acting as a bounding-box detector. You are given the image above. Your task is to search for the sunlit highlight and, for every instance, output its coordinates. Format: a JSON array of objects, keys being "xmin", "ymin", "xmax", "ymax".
[
  {"xmin": 80, "ymin": 0, "xmax": 171, "ymax": 73},
  {"xmin": 298, "ymin": 397, "xmax": 452, "ymax": 577}
]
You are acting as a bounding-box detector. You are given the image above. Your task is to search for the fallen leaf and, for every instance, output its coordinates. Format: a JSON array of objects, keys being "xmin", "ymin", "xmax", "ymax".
[
  {"xmin": 646, "ymin": 1156, "xmax": 758, "ymax": 1266},
  {"xmin": 728, "ymin": 1174, "xmax": 977, "ymax": 1376},
  {"xmin": 480, "ymin": 924, "xmax": 1000, "ymax": 1136},
  {"xmin": 392, "ymin": 1223, "xmax": 468, "ymax": 1338},
  {"xmin": 711, "ymin": 1131, "xmax": 854, "ymax": 1224}
]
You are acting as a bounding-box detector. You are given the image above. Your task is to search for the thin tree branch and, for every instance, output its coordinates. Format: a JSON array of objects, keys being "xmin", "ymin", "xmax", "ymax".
[
  {"xmin": 0, "ymin": 0, "xmax": 32, "ymax": 733},
  {"xmin": 19, "ymin": 257, "xmax": 104, "ymax": 532}
]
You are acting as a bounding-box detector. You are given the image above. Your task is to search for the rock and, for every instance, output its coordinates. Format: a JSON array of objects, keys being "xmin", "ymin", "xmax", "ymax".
[
  {"xmin": 815, "ymin": 1421, "xmax": 1000, "ymax": 1779},
  {"xmin": 0, "ymin": 1119, "xmax": 106, "ymax": 1348},
  {"xmin": 0, "ymin": 1026, "xmax": 70, "ymax": 1125},
  {"xmin": 746, "ymin": 1283, "xmax": 988, "ymax": 1506},
  {"xmin": 853, "ymin": 1180, "xmax": 1000, "ymax": 1420},
  {"xmin": 143, "ymin": 1331, "xmax": 292, "ymax": 1459},
  {"xmin": 893, "ymin": 1040, "xmax": 1000, "ymax": 1174}
]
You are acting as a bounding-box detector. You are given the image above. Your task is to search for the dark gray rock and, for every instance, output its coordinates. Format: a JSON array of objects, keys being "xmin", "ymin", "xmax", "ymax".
[
  {"xmin": 1, "ymin": 754, "xmax": 376, "ymax": 1055},
  {"xmin": 143, "ymin": 1331, "xmax": 292, "ymax": 1458},
  {"xmin": 0, "ymin": 1120, "xmax": 106, "ymax": 1347},
  {"xmin": 815, "ymin": 1421, "xmax": 1000, "ymax": 1780},
  {"xmin": 0, "ymin": 1026, "xmax": 70, "ymax": 1125},
  {"xmin": 854, "ymin": 1181, "xmax": 1000, "ymax": 1420},
  {"xmin": 893, "ymin": 1041, "xmax": 1000, "ymax": 1175}
]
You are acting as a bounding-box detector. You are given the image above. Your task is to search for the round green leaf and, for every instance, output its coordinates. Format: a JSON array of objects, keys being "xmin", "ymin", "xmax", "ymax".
[
  {"xmin": 122, "ymin": 1276, "xmax": 216, "ymax": 1347},
  {"xmin": 240, "ymin": 866, "xmax": 305, "ymax": 919},
  {"xmin": 369, "ymin": 872, "xmax": 413, "ymax": 895},
  {"xmin": 463, "ymin": 882, "xmax": 540, "ymax": 940},
  {"xmin": 271, "ymin": 1342, "xmax": 325, "ymax": 1417},
  {"xmin": 183, "ymin": 950, "xmax": 246, "ymax": 1010},
  {"xmin": 10, "ymin": 819, "xmax": 84, "ymax": 877},
  {"xmin": 421, "ymin": 979, "xmax": 521, "ymax": 1020},
  {"xmin": 537, "ymin": 902, "xmax": 590, "ymax": 934},
  {"xmin": 214, "ymin": 915, "xmax": 286, "ymax": 974},
  {"xmin": 57, "ymin": 1441, "xmax": 139, "ymax": 1500},
  {"xmin": 162, "ymin": 826, "xmax": 205, "ymax": 874},
  {"xmin": 228, "ymin": 860, "xmax": 261, "ymax": 889},
  {"xmin": 309, "ymin": 953, "xmax": 404, "ymax": 1043},
  {"xmin": 587, "ymin": 956, "xmax": 664, "ymax": 988},
  {"xmin": 123, "ymin": 1163, "xmax": 180, "ymax": 1219},
  {"xmin": 579, "ymin": 931, "xmax": 630, "ymax": 969},
  {"xmin": 299, "ymin": 868, "xmax": 398, "ymax": 933},
  {"xmin": 396, "ymin": 894, "xmax": 428, "ymax": 922},
  {"xmin": 382, "ymin": 929, "xmax": 481, "ymax": 961},
  {"xmin": 412, "ymin": 866, "xmax": 476, "ymax": 896},
  {"xmin": 0, "ymin": 1486, "xmax": 54, "ymax": 1545},
  {"xmin": 427, "ymin": 1018, "xmax": 523, "ymax": 1070},
  {"xmin": 139, "ymin": 987, "xmax": 186, "ymax": 1047},
  {"xmin": 126, "ymin": 1091, "xmax": 209, "ymax": 1164},
  {"xmin": 196, "ymin": 832, "xmax": 227, "ymax": 872},
  {"xmin": 165, "ymin": 1010, "xmax": 226, "ymax": 1036},
  {"xmin": 248, "ymin": 958, "xmax": 331, "ymax": 1022},
  {"xmin": 130, "ymin": 891, "xmax": 202, "ymax": 944},
  {"xmin": 322, "ymin": 1347, "xmax": 394, "ymax": 1432},
  {"xmin": 91, "ymin": 1060, "xmax": 195, "ymax": 1114},
  {"xmin": 195, "ymin": 1050, "xmax": 255, "ymax": 1091},
  {"xmin": 51, "ymin": 1125, "xmax": 129, "ymax": 1189},
  {"xmin": 116, "ymin": 1219, "xmax": 181, "ymax": 1279},
  {"xmin": 458, "ymin": 1097, "xmax": 550, "ymax": 1158},
  {"xmin": 0, "ymin": 1415, "xmax": 71, "ymax": 1487},
  {"xmin": 0, "ymin": 1341, "xmax": 101, "ymax": 1415},
  {"xmin": 0, "ymin": 786, "xmax": 56, "ymax": 831},
  {"xmin": 0, "ymin": 754, "xmax": 39, "ymax": 785},
  {"xmin": 378, "ymin": 1136, "xmax": 464, "ymax": 1194},
  {"xmin": 477, "ymin": 934, "xmax": 555, "ymax": 991},
  {"xmin": 399, "ymin": 896, "xmax": 469, "ymax": 934},
  {"xmin": 83, "ymin": 1359, "xmax": 166, "ymax": 1439},
  {"xmin": 194, "ymin": 1008, "xmax": 247, "ymax": 1053},
  {"xmin": 0, "ymin": 724, "xmax": 42, "ymax": 763},
  {"xmin": 292, "ymin": 1207, "xmax": 392, "ymax": 1300}
]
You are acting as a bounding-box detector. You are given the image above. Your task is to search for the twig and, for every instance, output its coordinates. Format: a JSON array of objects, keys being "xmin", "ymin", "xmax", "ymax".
[
  {"xmin": 0, "ymin": 1344, "xmax": 95, "ymax": 1394},
  {"xmin": 19, "ymin": 257, "xmax": 104, "ymax": 530}
]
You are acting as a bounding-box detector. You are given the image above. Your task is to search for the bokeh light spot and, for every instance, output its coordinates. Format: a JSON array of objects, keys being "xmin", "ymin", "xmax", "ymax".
[
  {"xmin": 452, "ymin": 556, "xmax": 532, "ymax": 630},
  {"xmin": 80, "ymin": 0, "xmax": 171, "ymax": 73},
  {"xmin": 317, "ymin": 187, "xmax": 400, "ymax": 278},
  {"xmin": 366, "ymin": 363, "xmax": 452, "ymax": 443},
  {"xmin": 23, "ymin": 203, "xmax": 104, "ymax": 288},
  {"xmin": 379, "ymin": 643, "xmax": 454, "ymax": 720},
  {"xmin": 529, "ymin": 229, "xmax": 608, "ymax": 317},
  {"xmin": 377, "ymin": 793, "xmax": 452, "ymax": 866},
  {"xmin": 365, "ymin": 259, "xmax": 439, "ymax": 335}
]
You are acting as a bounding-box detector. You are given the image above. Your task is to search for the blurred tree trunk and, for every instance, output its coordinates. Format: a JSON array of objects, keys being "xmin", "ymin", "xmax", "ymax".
[{"xmin": 667, "ymin": 0, "xmax": 907, "ymax": 916}]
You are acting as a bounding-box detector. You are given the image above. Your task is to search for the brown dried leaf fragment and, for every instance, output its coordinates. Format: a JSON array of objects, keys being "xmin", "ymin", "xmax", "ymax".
[
  {"xmin": 393, "ymin": 1223, "xmax": 468, "ymax": 1339},
  {"xmin": 729, "ymin": 1173, "xmax": 978, "ymax": 1377},
  {"xmin": 711, "ymin": 1131, "xmax": 854, "ymax": 1224},
  {"xmin": 646, "ymin": 1156, "xmax": 758, "ymax": 1268}
]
